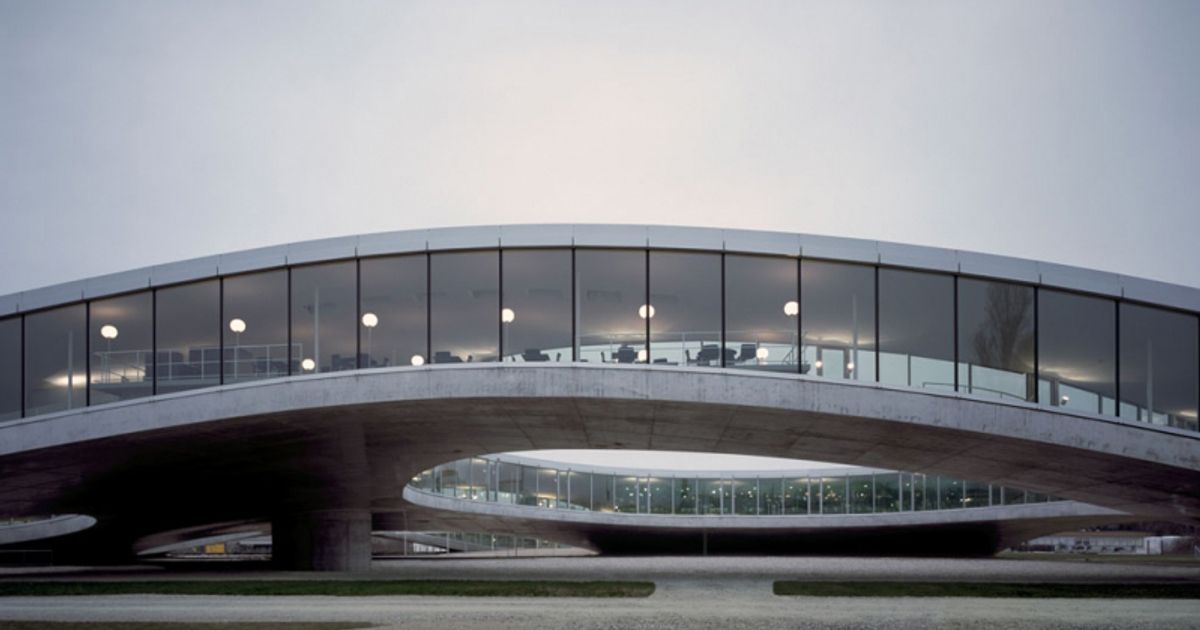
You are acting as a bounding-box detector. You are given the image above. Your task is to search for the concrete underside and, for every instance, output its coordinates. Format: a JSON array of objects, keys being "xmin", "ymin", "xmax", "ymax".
[{"xmin": 0, "ymin": 364, "xmax": 1197, "ymax": 567}]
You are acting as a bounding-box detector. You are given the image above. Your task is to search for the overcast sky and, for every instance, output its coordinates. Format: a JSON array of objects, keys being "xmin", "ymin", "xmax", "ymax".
[{"xmin": 2, "ymin": 2, "xmax": 1198, "ymax": 468}]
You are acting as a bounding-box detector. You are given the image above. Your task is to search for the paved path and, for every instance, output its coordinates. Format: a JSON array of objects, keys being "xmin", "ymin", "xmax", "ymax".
[{"xmin": 3, "ymin": 557, "xmax": 1200, "ymax": 628}]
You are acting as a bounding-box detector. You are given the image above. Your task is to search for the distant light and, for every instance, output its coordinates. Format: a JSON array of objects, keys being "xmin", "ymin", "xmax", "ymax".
[
  {"xmin": 755, "ymin": 347, "xmax": 769, "ymax": 360},
  {"xmin": 783, "ymin": 300, "xmax": 799, "ymax": 317},
  {"xmin": 361, "ymin": 312, "xmax": 379, "ymax": 328},
  {"xmin": 411, "ymin": 355, "xmax": 425, "ymax": 366},
  {"xmin": 1060, "ymin": 395, "xmax": 1070, "ymax": 404},
  {"xmin": 228, "ymin": 318, "xmax": 247, "ymax": 334},
  {"xmin": 501, "ymin": 308, "xmax": 516, "ymax": 324},
  {"xmin": 99, "ymin": 324, "xmax": 119, "ymax": 340},
  {"xmin": 637, "ymin": 349, "xmax": 648, "ymax": 362},
  {"xmin": 814, "ymin": 359, "xmax": 824, "ymax": 369},
  {"xmin": 638, "ymin": 304, "xmax": 655, "ymax": 319},
  {"xmin": 300, "ymin": 358, "xmax": 316, "ymax": 372},
  {"xmin": 846, "ymin": 362, "xmax": 855, "ymax": 371}
]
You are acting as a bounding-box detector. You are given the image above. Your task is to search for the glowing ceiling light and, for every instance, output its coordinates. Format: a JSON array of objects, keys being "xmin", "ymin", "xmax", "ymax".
[
  {"xmin": 755, "ymin": 347, "xmax": 769, "ymax": 360},
  {"xmin": 501, "ymin": 308, "xmax": 516, "ymax": 323},
  {"xmin": 783, "ymin": 300, "xmax": 799, "ymax": 317},
  {"xmin": 228, "ymin": 318, "xmax": 247, "ymax": 334},
  {"xmin": 99, "ymin": 324, "xmax": 119, "ymax": 340},
  {"xmin": 361, "ymin": 312, "xmax": 379, "ymax": 328},
  {"xmin": 300, "ymin": 358, "xmax": 316, "ymax": 372},
  {"xmin": 638, "ymin": 304, "xmax": 655, "ymax": 319},
  {"xmin": 411, "ymin": 355, "xmax": 426, "ymax": 366}
]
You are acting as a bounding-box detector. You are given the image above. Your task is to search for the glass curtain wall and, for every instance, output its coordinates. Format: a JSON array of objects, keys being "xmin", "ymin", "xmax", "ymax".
[
  {"xmin": 594, "ymin": 474, "xmax": 615, "ymax": 512},
  {"xmin": 732, "ymin": 478, "xmax": 758, "ymax": 515},
  {"xmin": 0, "ymin": 318, "xmax": 20, "ymax": 421},
  {"xmin": 360, "ymin": 255, "xmax": 427, "ymax": 368},
  {"xmin": 957, "ymin": 278, "xmax": 1035, "ymax": 401},
  {"xmin": 697, "ymin": 478, "xmax": 722, "ymax": 514},
  {"xmin": 575, "ymin": 250, "xmax": 646, "ymax": 364},
  {"xmin": 222, "ymin": 270, "xmax": 288, "ymax": 383},
  {"xmin": 1119, "ymin": 304, "xmax": 1199, "ymax": 431},
  {"xmin": 1038, "ymin": 289, "xmax": 1116, "ymax": 415},
  {"xmin": 820, "ymin": 477, "xmax": 845, "ymax": 514},
  {"xmin": 761, "ymin": 478, "xmax": 784, "ymax": 515},
  {"xmin": 648, "ymin": 477, "xmax": 672, "ymax": 514},
  {"xmin": 878, "ymin": 269, "xmax": 954, "ymax": 390},
  {"xmin": 89, "ymin": 292, "xmax": 153, "ymax": 404},
  {"xmin": 849, "ymin": 475, "xmax": 873, "ymax": 513},
  {"xmin": 785, "ymin": 478, "xmax": 810, "ymax": 514},
  {"xmin": 501, "ymin": 249, "xmax": 572, "ymax": 362},
  {"xmin": 724, "ymin": 254, "xmax": 798, "ymax": 371},
  {"xmin": 801, "ymin": 261, "xmax": 876, "ymax": 381},
  {"xmin": 290, "ymin": 261, "xmax": 357, "ymax": 374},
  {"xmin": 676, "ymin": 478, "xmax": 697, "ymax": 514},
  {"xmin": 876, "ymin": 474, "xmax": 900, "ymax": 512},
  {"xmin": 430, "ymin": 251, "xmax": 499, "ymax": 363},
  {"xmin": 156, "ymin": 280, "xmax": 220, "ymax": 394},
  {"xmin": 24, "ymin": 304, "xmax": 86, "ymax": 416},
  {"xmin": 567, "ymin": 471, "xmax": 592, "ymax": 510},
  {"xmin": 648, "ymin": 251, "xmax": 722, "ymax": 366}
]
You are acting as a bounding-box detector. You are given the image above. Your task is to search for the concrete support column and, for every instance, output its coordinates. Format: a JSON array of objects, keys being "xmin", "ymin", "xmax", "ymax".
[{"xmin": 272, "ymin": 509, "xmax": 371, "ymax": 572}]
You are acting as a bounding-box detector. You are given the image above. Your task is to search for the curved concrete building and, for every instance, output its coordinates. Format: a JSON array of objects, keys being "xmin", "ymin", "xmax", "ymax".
[{"xmin": 0, "ymin": 225, "xmax": 1196, "ymax": 569}]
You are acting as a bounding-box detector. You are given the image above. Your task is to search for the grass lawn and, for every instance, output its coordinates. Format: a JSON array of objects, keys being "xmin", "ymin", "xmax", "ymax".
[
  {"xmin": 0, "ymin": 579, "xmax": 655, "ymax": 598},
  {"xmin": 774, "ymin": 581, "xmax": 1200, "ymax": 598}
]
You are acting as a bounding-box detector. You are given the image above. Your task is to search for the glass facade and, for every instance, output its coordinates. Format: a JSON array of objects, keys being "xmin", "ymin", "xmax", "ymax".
[
  {"xmin": 0, "ymin": 317, "xmax": 20, "ymax": 421},
  {"xmin": 878, "ymin": 268, "xmax": 954, "ymax": 391},
  {"xmin": 957, "ymin": 278, "xmax": 1035, "ymax": 401},
  {"xmin": 430, "ymin": 251, "xmax": 499, "ymax": 364},
  {"xmin": 156, "ymin": 280, "xmax": 220, "ymax": 394},
  {"xmin": 0, "ymin": 242, "xmax": 1195, "ymax": 447},
  {"xmin": 802, "ymin": 261, "xmax": 876, "ymax": 381},
  {"xmin": 576, "ymin": 249, "xmax": 646, "ymax": 364},
  {"xmin": 223, "ymin": 270, "xmax": 288, "ymax": 383},
  {"xmin": 360, "ymin": 255, "xmax": 427, "ymax": 368},
  {"xmin": 1119, "ymin": 304, "xmax": 1199, "ymax": 431},
  {"xmin": 433, "ymin": 455, "xmax": 1060, "ymax": 520},
  {"xmin": 1038, "ymin": 289, "xmax": 1117, "ymax": 416},
  {"xmin": 89, "ymin": 291, "xmax": 153, "ymax": 404},
  {"xmin": 725, "ymin": 255, "xmax": 798, "ymax": 372},
  {"xmin": 501, "ymin": 249, "xmax": 572, "ymax": 362},
  {"xmin": 24, "ymin": 304, "xmax": 86, "ymax": 416},
  {"xmin": 291, "ymin": 261, "xmax": 357, "ymax": 374},
  {"xmin": 649, "ymin": 251, "xmax": 722, "ymax": 366}
]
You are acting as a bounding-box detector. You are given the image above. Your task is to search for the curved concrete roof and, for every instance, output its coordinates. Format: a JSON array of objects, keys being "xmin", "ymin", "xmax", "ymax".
[
  {"xmin": 1, "ymin": 364, "xmax": 1197, "ymax": 528},
  {"xmin": 3, "ymin": 224, "xmax": 1198, "ymax": 315}
]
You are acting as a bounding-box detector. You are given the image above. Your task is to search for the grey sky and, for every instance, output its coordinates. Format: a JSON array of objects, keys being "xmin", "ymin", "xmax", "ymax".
[{"xmin": 1, "ymin": 1, "xmax": 1198, "ymax": 298}]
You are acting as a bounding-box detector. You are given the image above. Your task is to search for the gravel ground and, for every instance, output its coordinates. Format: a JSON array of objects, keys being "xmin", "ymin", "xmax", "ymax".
[{"xmin": 2, "ymin": 557, "xmax": 1199, "ymax": 628}]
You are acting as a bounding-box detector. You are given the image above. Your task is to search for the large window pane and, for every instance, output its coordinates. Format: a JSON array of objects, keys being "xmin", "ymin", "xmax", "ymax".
[
  {"xmin": 649, "ymin": 251, "xmax": 721, "ymax": 366},
  {"xmin": 1119, "ymin": 303, "xmax": 1199, "ymax": 431},
  {"xmin": 819, "ymin": 477, "xmax": 845, "ymax": 514},
  {"xmin": 785, "ymin": 478, "xmax": 810, "ymax": 514},
  {"xmin": 878, "ymin": 268, "xmax": 954, "ymax": 390},
  {"xmin": 1038, "ymin": 289, "xmax": 1116, "ymax": 416},
  {"xmin": 89, "ymin": 291, "xmax": 153, "ymax": 404},
  {"xmin": 360, "ymin": 255, "xmax": 427, "ymax": 368},
  {"xmin": 501, "ymin": 249, "xmax": 572, "ymax": 362},
  {"xmin": 939, "ymin": 477, "xmax": 963, "ymax": 509},
  {"xmin": 615, "ymin": 475, "xmax": 638, "ymax": 512},
  {"xmin": 876, "ymin": 473, "xmax": 900, "ymax": 513},
  {"xmin": 761, "ymin": 478, "xmax": 784, "ymax": 515},
  {"xmin": 725, "ymin": 255, "xmax": 798, "ymax": 372},
  {"xmin": 430, "ymin": 251, "xmax": 498, "ymax": 364},
  {"xmin": 697, "ymin": 478, "xmax": 722, "ymax": 514},
  {"xmin": 0, "ymin": 317, "xmax": 20, "ymax": 421},
  {"xmin": 648, "ymin": 477, "xmax": 672, "ymax": 514},
  {"xmin": 802, "ymin": 261, "xmax": 876, "ymax": 381},
  {"xmin": 849, "ymin": 475, "xmax": 873, "ymax": 514},
  {"xmin": 576, "ymin": 250, "xmax": 646, "ymax": 364},
  {"xmin": 676, "ymin": 478, "xmax": 697, "ymax": 514},
  {"xmin": 25, "ymin": 304, "xmax": 86, "ymax": 416},
  {"xmin": 957, "ymin": 278, "xmax": 1035, "ymax": 401},
  {"xmin": 518, "ymin": 465, "xmax": 538, "ymax": 506},
  {"xmin": 156, "ymin": 280, "xmax": 220, "ymax": 395},
  {"xmin": 537, "ymin": 468, "xmax": 559, "ymax": 508},
  {"xmin": 291, "ymin": 261, "xmax": 357, "ymax": 374},
  {"xmin": 732, "ymin": 478, "xmax": 758, "ymax": 515},
  {"xmin": 593, "ymin": 474, "xmax": 615, "ymax": 512},
  {"xmin": 223, "ymin": 270, "xmax": 288, "ymax": 383},
  {"xmin": 567, "ymin": 471, "xmax": 592, "ymax": 510}
]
